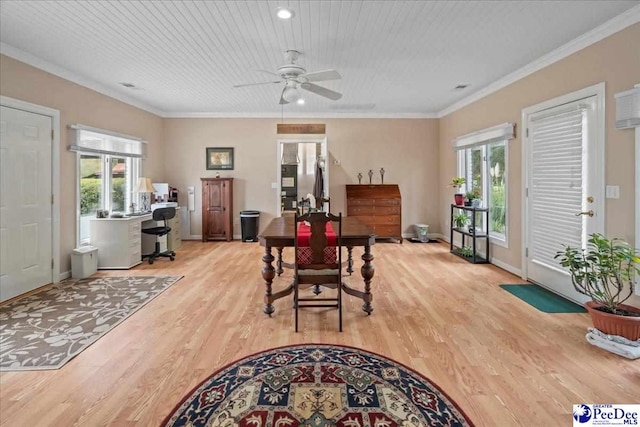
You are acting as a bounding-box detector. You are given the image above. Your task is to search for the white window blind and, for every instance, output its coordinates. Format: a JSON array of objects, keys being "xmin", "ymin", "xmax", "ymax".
[
  {"xmin": 529, "ymin": 104, "xmax": 586, "ymax": 268},
  {"xmin": 452, "ymin": 122, "xmax": 515, "ymax": 149},
  {"xmin": 69, "ymin": 124, "xmax": 146, "ymax": 158}
]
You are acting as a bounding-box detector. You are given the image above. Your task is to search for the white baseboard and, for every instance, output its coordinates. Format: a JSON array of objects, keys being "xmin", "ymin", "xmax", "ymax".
[
  {"xmin": 58, "ymin": 270, "xmax": 71, "ymax": 282},
  {"xmin": 490, "ymin": 258, "xmax": 522, "ymax": 277},
  {"xmin": 433, "ymin": 233, "xmax": 521, "ymax": 276}
]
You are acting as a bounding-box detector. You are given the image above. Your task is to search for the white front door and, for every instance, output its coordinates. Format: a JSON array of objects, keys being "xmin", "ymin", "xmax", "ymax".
[
  {"xmin": 0, "ymin": 106, "xmax": 53, "ymax": 302},
  {"xmin": 524, "ymin": 88, "xmax": 604, "ymax": 304}
]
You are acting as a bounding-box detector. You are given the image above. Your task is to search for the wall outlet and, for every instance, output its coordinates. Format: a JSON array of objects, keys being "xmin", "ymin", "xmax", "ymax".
[
  {"xmin": 271, "ymin": 182, "xmax": 278, "ymax": 189},
  {"xmin": 333, "ymin": 159, "xmax": 341, "ymax": 165}
]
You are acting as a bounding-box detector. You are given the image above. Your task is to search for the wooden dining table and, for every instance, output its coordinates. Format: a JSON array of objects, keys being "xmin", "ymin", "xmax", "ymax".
[{"xmin": 258, "ymin": 215, "xmax": 376, "ymax": 316}]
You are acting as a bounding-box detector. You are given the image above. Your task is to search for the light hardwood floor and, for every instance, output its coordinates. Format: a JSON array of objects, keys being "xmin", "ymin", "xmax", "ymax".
[{"xmin": 1, "ymin": 240, "xmax": 638, "ymax": 426}]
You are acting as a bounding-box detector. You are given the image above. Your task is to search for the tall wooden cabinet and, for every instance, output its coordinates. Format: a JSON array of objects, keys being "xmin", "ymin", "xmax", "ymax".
[
  {"xmin": 346, "ymin": 184, "xmax": 402, "ymax": 242},
  {"xmin": 201, "ymin": 178, "xmax": 233, "ymax": 241}
]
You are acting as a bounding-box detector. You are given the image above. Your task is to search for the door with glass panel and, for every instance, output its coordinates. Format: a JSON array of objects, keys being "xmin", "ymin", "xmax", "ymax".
[{"xmin": 524, "ymin": 93, "xmax": 603, "ymax": 303}]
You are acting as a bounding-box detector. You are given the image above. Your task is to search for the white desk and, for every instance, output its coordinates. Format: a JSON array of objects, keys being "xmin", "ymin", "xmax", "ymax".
[
  {"xmin": 90, "ymin": 214, "xmax": 152, "ymax": 269},
  {"xmin": 90, "ymin": 208, "xmax": 182, "ymax": 269}
]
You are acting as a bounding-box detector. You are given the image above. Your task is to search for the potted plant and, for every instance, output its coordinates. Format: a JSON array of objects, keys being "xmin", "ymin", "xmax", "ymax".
[
  {"xmin": 453, "ymin": 212, "xmax": 468, "ymax": 230},
  {"xmin": 555, "ymin": 233, "xmax": 640, "ymax": 340},
  {"xmin": 459, "ymin": 246, "xmax": 473, "ymax": 257},
  {"xmin": 467, "ymin": 187, "xmax": 482, "ymax": 208},
  {"xmin": 450, "ymin": 177, "xmax": 466, "ymax": 205}
]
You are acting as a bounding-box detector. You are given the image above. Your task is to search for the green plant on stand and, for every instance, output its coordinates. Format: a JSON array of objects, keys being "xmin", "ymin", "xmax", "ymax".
[
  {"xmin": 459, "ymin": 246, "xmax": 473, "ymax": 257},
  {"xmin": 453, "ymin": 212, "xmax": 468, "ymax": 229},
  {"xmin": 450, "ymin": 177, "xmax": 466, "ymax": 205}
]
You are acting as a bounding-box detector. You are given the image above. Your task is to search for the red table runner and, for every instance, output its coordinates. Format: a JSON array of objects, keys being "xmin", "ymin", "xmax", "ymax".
[{"xmin": 297, "ymin": 222, "xmax": 337, "ymax": 264}]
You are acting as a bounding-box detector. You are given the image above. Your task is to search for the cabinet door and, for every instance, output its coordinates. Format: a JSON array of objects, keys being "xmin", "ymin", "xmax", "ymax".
[{"xmin": 204, "ymin": 181, "xmax": 227, "ymax": 238}]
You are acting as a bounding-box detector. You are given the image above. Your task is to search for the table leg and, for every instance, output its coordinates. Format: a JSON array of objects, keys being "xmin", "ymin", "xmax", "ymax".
[
  {"xmin": 276, "ymin": 247, "xmax": 284, "ymax": 276},
  {"xmin": 361, "ymin": 244, "xmax": 374, "ymax": 314},
  {"xmin": 346, "ymin": 246, "xmax": 354, "ymax": 275},
  {"xmin": 262, "ymin": 246, "xmax": 276, "ymax": 316},
  {"xmin": 342, "ymin": 244, "xmax": 375, "ymax": 314}
]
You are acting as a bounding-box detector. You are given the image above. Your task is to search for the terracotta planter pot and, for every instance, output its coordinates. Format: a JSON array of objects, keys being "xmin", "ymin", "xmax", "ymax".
[
  {"xmin": 454, "ymin": 194, "xmax": 464, "ymax": 206},
  {"xmin": 585, "ymin": 301, "xmax": 640, "ymax": 341}
]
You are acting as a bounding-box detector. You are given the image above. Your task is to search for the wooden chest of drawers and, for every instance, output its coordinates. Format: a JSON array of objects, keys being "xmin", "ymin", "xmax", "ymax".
[{"xmin": 346, "ymin": 184, "xmax": 402, "ymax": 242}]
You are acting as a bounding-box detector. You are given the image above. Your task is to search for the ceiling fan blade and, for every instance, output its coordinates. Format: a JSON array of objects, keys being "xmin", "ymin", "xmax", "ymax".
[
  {"xmin": 233, "ymin": 80, "xmax": 281, "ymax": 88},
  {"xmin": 300, "ymin": 82, "xmax": 342, "ymax": 100},
  {"xmin": 300, "ymin": 69, "xmax": 341, "ymax": 82},
  {"xmin": 279, "ymin": 86, "xmax": 290, "ymax": 105}
]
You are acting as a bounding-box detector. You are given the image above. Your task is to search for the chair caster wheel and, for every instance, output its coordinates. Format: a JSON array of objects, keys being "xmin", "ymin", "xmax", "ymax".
[{"xmin": 170, "ymin": 256, "xmax": 175, "ymax": 261}]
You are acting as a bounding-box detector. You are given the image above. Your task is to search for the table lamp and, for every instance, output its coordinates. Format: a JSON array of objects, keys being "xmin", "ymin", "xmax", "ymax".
[{"xmin": 135, "ymin": 177, "xmax": 155, "ymax": 212}]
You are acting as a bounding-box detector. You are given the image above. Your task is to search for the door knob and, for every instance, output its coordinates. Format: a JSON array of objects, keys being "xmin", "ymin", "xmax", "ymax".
[{"xmin": 575, "ymin": 210, "xmax": 594, "ymax": 217}]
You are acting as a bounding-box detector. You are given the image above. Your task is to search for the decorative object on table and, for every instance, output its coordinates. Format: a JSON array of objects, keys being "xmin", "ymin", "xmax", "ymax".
[
  {"xmin": 0, "ymin": 276, "xmax": 183, "ymax": 371},
  {"xmin": 499, "ymin": 284, "xmax": 587, "ymax": 313},
  {"xmin": 135, "ymin": 177, "xmax": 155, "ymax": 212},
  {"xmin": 357, "ymin": 172, "xmax": 363, "ymax": 184},
  {"xmin": 555, "ymin": 233, "xmax": 640, "ymax": 340},
  {"xmin": 163, "ymin": 344, "xmax": 474, "ymax": 427},
  {"xmin": 368, "ymin": 169, "xmax": 374, "ymax": 184},
  {"xmin": 206, "ymin": 147, "xmax": 234, "ymax": 170},
  {"xmin": 380, "ymin": 167, "xmax": 385, "ymax": 184},
  {"xmin": 450, "ymin": 177, "xmax": 466, "ymax": 205}
]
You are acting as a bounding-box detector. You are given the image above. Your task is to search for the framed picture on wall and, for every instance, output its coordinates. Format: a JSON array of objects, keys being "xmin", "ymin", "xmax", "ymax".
[{"xmin": 206, "ymin": 147, "xmax": 234, "ymax": 170}]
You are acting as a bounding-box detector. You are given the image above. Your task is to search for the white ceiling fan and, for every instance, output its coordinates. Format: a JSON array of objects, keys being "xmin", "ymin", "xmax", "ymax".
[{"xmin": 233, "ymin": 50, "xmax": 342, "ymax": 104}]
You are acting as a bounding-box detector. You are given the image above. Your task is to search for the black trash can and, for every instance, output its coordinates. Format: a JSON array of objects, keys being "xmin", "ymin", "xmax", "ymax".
[{"xmin": 240, "ymin": 210, "xmax": 260, "ymax": 242}]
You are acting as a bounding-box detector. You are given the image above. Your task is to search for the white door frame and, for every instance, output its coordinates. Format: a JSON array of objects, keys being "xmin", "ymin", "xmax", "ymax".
[
  {"xmin": 0, "ymin": 96, "xmax": 61, "ymax": 284},
  {"xmin": 275, "ymin": 136, "xmax": 328, "ymax": 217},
  {"xmin": 520, "ymin": 82, "xmax": 606, "ymax": 282},
  {"xmin": 636, "ymin": 126, "xmax": 640, "ymax": 295}
]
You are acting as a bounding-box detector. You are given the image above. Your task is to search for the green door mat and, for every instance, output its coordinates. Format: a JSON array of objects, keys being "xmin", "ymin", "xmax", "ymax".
[{"xmin": 499, "ymin": 284, "xmax": 587, "ymax": 313}]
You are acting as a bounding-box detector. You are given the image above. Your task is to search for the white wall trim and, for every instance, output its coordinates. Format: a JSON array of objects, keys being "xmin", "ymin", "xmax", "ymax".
[
  {"xmin": 0, "ymin": 95, "xmax": 61, "ymax": 284},
  {"xmin": 438, "ymin": 4, "xmax": 640, "ymax": 118},
  {"xmin": 635, "ymin": 127, "xmax": 640, "ymax": 295},
  {"xmin": 164, "ymin": 112, "xmax": 438, "ymax": 119},
  {"xmin": 59, "ymin": 271, "xmax": 71, "ymax": 282},
  {"xmin": 0, "ymin": 42, "xmax": 164, "ymax": 117},
  {"xmin": 490, "ymin": 258, "xmax": 522, "ymax": 278},
  {"xmin": 520, "ymin": 82, "xmax": 606, "ymax": 282}
]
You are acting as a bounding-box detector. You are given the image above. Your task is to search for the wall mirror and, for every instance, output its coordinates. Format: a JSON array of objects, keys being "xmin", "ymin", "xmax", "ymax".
[{"xmin": 276, "ymin": 137, "xmax": 328, "ymax": 216}]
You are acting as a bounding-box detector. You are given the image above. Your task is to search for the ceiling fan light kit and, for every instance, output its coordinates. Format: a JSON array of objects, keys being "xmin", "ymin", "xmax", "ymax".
[
  {"xmin": 276, "ymin": 7, "xmax": 295, "ymax": 20},
  {"xmin": 234, "ymin": 50, "xmax": 343, "ymax": 105}
]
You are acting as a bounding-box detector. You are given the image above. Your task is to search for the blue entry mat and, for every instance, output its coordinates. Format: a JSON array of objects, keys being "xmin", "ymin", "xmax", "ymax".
[{"xmin": 499, "ymin": 284, "xmax": 587, "ymax": 313}]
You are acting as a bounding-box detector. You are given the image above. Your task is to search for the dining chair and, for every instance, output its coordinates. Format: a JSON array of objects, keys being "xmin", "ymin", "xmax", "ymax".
[{"xmin": 294, "ymin": 211, "xmax": 343, "ymax": 332}]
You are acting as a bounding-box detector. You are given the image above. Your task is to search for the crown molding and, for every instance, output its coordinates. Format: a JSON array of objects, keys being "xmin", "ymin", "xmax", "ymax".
[
  {"xmin": 0, "ymin": 42, "xmax": 165, "ymax": 117},
  {"xmin": 163, "ymin": 112, "xmax": 438, "ymax": 119},
  {"xmin": 437, "ymin": 4, "xmax": 640, "ymax": 118}
]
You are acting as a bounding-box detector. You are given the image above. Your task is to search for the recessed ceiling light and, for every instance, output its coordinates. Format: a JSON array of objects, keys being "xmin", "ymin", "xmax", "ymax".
[
  {"xmin": 297, "ymin": 98, "xmax": 305, "ymax": 105},
  {"xmin": 277, "ymin": 7, "xmax": 295, "ymax": 19},
  {"xmin": 455, "ymin": 84, "xmax": 470, "ymax": 90}
]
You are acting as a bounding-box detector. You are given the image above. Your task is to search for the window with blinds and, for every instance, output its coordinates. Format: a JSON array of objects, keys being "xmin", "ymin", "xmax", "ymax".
[{"xmin": 529, "ymin": 103, "xmax": 586, "ymax": 269}]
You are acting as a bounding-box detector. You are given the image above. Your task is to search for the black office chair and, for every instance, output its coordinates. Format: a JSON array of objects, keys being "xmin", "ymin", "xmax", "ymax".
[{"xmin": 142, "ymin": 207, "xmax": 176, "ymax": 264}]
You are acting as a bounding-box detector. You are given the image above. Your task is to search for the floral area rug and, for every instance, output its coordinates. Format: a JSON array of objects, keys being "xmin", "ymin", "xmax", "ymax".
[
  {"xmin": 0, "ymin": 275, "xmax": 182, "ymax": 371},
  {"xmin": 164, "ymin": 344, "xmax": 474, "ymax": 427}
]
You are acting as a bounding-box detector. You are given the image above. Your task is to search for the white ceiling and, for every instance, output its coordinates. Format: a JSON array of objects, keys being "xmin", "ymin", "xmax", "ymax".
[{"xmin": 0, "ymin": 1, "xmax": 638, "ymax": 117}]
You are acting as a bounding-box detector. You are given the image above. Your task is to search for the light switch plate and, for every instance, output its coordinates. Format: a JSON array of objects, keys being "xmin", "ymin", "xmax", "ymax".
[
  {"xmin": 271, "ymin": 182, "xmax": 278, "ymax": 189},
  {"xmin": 605, "ymin": 185, "xmax": 620, "ymax": 199}
]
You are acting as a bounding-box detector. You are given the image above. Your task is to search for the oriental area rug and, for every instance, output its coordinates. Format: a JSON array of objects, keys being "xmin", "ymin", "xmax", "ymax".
[
  {"xmin": 0, "ymin": 275, "xmax": 182, "ymax": 371},
  {"xmin": 164, "ymin": 344, "xmax": 474, "ymax": 427}
]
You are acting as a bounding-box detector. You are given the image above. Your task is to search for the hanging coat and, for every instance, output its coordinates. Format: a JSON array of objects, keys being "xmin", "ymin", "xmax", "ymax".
[{"xmin": 313, "ymin": 161, "xmax": 324, "ymax": 207}]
